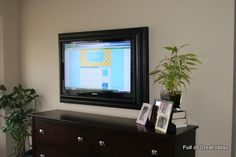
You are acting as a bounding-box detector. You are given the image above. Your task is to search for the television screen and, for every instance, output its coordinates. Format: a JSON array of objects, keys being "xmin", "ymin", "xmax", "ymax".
[
  {"xmin": 59, "ymin": 27, "xmax": 149, "ymax": 109},
  {"xmin": 64, "ymin": 40, "xmax": 131, "ymax": 93}
]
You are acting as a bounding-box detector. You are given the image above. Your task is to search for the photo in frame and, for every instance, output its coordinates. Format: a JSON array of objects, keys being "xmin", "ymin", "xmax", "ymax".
[
  {"xmin": 136, "ymin": 103, "xmax": 152, "ymax": 125},
  {"xmin": 149, "ymin": 99, "xmax": 159, "ymax": 125},
  {"xmin": 154, "ymin": 100, "xmax": 173, "ymax": 133}
]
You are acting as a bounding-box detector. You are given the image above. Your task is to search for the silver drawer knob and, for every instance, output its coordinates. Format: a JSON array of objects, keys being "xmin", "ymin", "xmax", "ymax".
[
  {"xmin": 39, "ymin": 129, "xmax": 45, "ymax": 135},
  {"xmin": 99, "ymin": 140, "xmax": 105, "ymax": 147},
  {"xmin": 40, "ymin": 154, "xmax": 45, "ymax": 157},
  {"xmin": 77, "ymin": 136, "xmax": 84, "ymax": 142},
  {"xmin": 151, "ymin": 149, "xmax": 158, "ymax": 156}
]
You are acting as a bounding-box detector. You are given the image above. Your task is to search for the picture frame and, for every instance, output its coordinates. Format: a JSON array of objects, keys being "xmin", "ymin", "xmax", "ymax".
[
  {"xmin": 149, "ymin": 98, "xmax": 159, "ymax": 125},
  {"xmin": 155, "ymin": 100, "xmax": 173, "ymax": 133},
  {"xmin": 136, "ymin": 103, "xmax": 152, "ymax": 125}
]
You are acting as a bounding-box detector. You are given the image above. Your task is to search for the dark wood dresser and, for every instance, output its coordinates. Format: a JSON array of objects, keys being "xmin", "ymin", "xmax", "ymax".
[{"xmin": 32, "ymin": 110, "xmax": 197, "ymax": 157}]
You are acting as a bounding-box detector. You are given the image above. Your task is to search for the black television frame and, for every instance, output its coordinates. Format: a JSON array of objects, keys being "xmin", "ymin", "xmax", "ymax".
[{"xmin": 59, "ymin": 27, "xmax": 149, "ymax": 109}]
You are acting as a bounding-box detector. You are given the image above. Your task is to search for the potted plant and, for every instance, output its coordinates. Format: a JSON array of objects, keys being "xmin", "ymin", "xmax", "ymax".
[
  {"xmin": 150, "ymin": 44, "xmax": 201, "ymax": 109},
  {"xmin": 0, "ymin": 84, "xmax": 38, "ymax": 157}
]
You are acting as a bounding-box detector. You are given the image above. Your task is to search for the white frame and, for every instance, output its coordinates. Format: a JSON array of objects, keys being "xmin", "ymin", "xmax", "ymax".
[
  {"xmin": 136, "ymin": 103, "xmax": 152, "ymax": 125},
  {"xmin": 155, "ymin": 100, "xmax": 173, "ymax": 133}
]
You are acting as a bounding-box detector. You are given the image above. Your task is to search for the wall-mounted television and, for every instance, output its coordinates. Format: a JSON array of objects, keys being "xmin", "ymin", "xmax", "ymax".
[{"xmin": 59, "ymin": 27, "xmax": 149, "ymax": 109}]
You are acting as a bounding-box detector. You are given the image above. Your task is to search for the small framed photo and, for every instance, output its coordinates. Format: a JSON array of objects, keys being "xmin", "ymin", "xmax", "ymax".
[
  {"xmin": 136, "ymin": 103, "xmax": 152, "ymax": 125},
  {"xmin": 155, "ymin": 100, "xmax": 173, "ymax": 133}
]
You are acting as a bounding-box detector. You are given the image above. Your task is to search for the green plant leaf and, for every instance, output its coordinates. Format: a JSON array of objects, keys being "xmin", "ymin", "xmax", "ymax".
[
  {"xmin": 173, "ymin": 46, "xmax": 177, "ymax": 53},
  {"xmin": 179, "ymin": 43, "xmax": 190, "ymax": 49},
  {"xmin": 24, "ymin": 108, "xmax": 34, "ymax": 116},
  {"xmin": 164, "ymin": 46, "xmax": 175, "ymax": 51},
  {"xmin": 149, "ymin": 69, "xmax": 161, "ymax": 75},
  {"xmin": 0, "ymin": 85, "xmax": 6, "ymax": 91}
]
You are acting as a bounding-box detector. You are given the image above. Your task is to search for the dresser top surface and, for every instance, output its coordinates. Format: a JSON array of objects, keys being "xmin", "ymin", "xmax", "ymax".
[{"xmin": 32, "ymin": 109, "xmax": 198, "ymax": 136}]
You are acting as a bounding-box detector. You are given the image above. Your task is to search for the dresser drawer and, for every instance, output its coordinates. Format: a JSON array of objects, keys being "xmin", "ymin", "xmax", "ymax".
[
  {"xmin": 91, "ymin": 130, "xmax": 127, "ymax": 157},
  {"xmin": 33, "ymin": 118, "xmax": 90, "ymax": 157},
  {"xmin": 91, "ymin": 129, "xmax": 170, "ymax": 157},
  {"xmin": 127, "ymin": 137, "xmax": 170, "ymax": 157},
  {"xmin": 35, "ymin": 146, "xmax": 90, "ymax": 157}
]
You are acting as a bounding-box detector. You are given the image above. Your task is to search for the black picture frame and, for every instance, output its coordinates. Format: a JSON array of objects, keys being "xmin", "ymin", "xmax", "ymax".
[{"xmin": 59, "ymin": 27, "xmax": 149, "ymax": 109}]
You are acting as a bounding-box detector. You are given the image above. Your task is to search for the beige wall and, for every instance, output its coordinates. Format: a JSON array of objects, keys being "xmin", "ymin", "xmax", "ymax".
[
  {"xmin": 0, "ymin": 15, "xmax": 3, "ymax": 83},
  {"xmin": 20, "ymin": 0, "xmax": 234, "ymax": 157},
  {"xmin": 0, "ymin": 0, "xmax": 20, "ymax": 156},
  {"xmin": 2, "ymin": 0, "xmax": 20, "ymax": 88},
  {"xmin": 0, "ymin": 14, "xmax": 6, "ymax": 157},
  {"xmin": 0, "ymin": 1, "xmax": 2, "ymax": 14}
]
